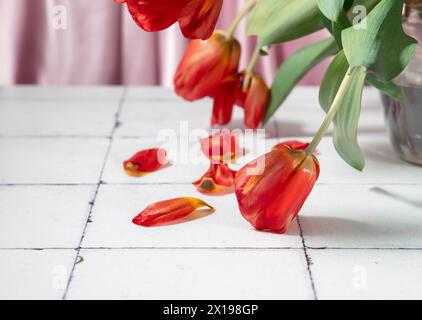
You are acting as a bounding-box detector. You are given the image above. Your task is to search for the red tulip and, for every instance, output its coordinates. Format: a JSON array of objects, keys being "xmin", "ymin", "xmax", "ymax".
[
  {"xmin": 132, "ymin": 197, "xmax": 215, "ymax": 227},
  {"xmin": 273, "ymin": 140, "xmax": 310, "ymax": 152},
  {"xmin": 235, "ymin": 146, "xmax": 320, "ymax": 234},
  {"xmin": 117, "ymin": 0, "xmax": 223, "ymax": 40},
  {"xmin": 200, "ymin": 130, "xmax": 242, "ymax": 162},
  {"xmin": 174, "ymin": 31, "xmax": 241, "ymax": 101},
  {"xmin": 193, "ymin": 162, "xmax": 237, "ymax": 195},
  {"xmin": 237, "ymin": 72, "xmax": 270, "ymax": 129},
  {"xmin": 123, "ymin": 148, "xmax": 167, "ymax": 176}
]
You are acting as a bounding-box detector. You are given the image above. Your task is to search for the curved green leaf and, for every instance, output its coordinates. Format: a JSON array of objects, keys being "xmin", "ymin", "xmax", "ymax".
[
  {"xmin": 320, "ymin": 51, "xmax": 367, "ymax": 171},
  {"xmin": 317, "ymin": 0, "xmax": 345, "ymax": 22},
  {"xmin": 366, "ymin": 75, "xmax": 404, "ymax": 101},
  {"xmin": 246, "ymin": 0, "xmax": 325, "ymax": 46},
  {"xmin": 265, "ymin": 37, "xmax": 337, "ymax": 123},
  {"xmin": 342, "ymin": 0, "xmax": 417, "ymax": 81}
]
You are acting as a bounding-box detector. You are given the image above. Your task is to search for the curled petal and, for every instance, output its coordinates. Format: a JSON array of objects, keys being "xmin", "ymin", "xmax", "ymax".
[
  {"xmin": 179, "ymin": 0, "xmax": 223, "ymax": 40},
  {"xmin": 273, "ymin": 140, "xmax": 310, "ymax": 152},
  {"xmin": 132, "ymin": 197, "xmax": 215, "ymax": 227},
  {"xmin": 200, "ymin": 130, "xmax": 242, "ymax": 162},
  {"xmin": 174, "ymin": 31, "xmax": 241, "ymax": 101},
  {"xmin": 211, "ymin": 76, "xmax": 240, "ymax": 127},
  {"xmin": 118, "ymin": 0, "xmax": 222, "ymax": 40},
  {"xmin": 193, "ymin": 162, "xmax": 237, "ymax": 195},
  {"xmin": 124, "ymin": 148, "xmax": 167, "ymax": 176},
  {"xmin": 235, "ymin": 148, "xmax": 319, "ymax": 234}
]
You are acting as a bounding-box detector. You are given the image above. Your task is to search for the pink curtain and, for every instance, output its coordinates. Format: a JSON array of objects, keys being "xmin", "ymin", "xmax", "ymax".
[{"xmin": 0, "ymin": 0, "xmax": 330, "ymax": 86}]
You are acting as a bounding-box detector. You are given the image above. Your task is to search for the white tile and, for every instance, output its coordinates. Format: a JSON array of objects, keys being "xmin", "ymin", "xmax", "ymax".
[
  {"xmin": 310, "ymin": 249, "xmax": 422, "ymax": 300},
  {"xmin": 102, "ymin": 135, "xmax": 276, "ymax": 184},
  {"xmin": 82, "ymin": 184, "xmax": 302, "ymax": 248},
  {"xmin": 0, "ymin": 138, "xmax": 109, "ymax": 184},
  {"xmin": 0, "ymin": 186, "xmax": 95, "ymax": 248},
  {"xmin": 0, "ymin": 100, "xmax": 119, "ymax": 136},
  {"xmin": 126, "ymin": 86, "xmax": 179, "ymax": 100},
  {"xmin": 0, "ymin": 249, "xmax": 76, "ymax": 300},
  {"xmin": 0, "ymin": 85, "xmax": 124, "ymax": 100},
  {"xmin": 115, "ymin": 99, "xmax": 277, "ymax": 138},
  {"xmin": 66, "ymin": 249, "xmax": 312, "ymax": 299},
  {"xmin": 300, "ymin": 185, "xmax": 422, "ymax": 248},
  {"xmin": 316, "ymin": 134, "xmax": 422, "ymax": 184}
]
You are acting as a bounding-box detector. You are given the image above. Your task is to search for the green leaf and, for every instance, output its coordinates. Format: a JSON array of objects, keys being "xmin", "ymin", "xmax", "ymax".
[
  {"xmin": 320, "ymin": 51, "xmax": 367, "ymax": 171},
  {"xmin": 264, "ymin": 38, "xmax": 337, "ymax": 123},
  {"xmin": 342, "ymin": 0, "xmax": 417, "ymax": 81},
  {"xmin": 317, "ymin": 0, "xmax": 345, "ymax": 22},
  {"xmin": 366, "ymin": 75, "xmax": 404, "ymax": 101},
  {"xmin": 246, "ymin": 0, "xmax": 325, "ymax": 46}
]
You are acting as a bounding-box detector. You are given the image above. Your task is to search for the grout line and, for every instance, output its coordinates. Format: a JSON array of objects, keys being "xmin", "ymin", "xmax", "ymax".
[
  {"xmin": 0, "ymin": 135, "xmax": 111, "ymax": 139},
  {"xmin": 0, "ymin": 183, "xmax": 98, "ymax": 187},
  {"xmin": 297, "ymin": 216, "xmax": 318, "ymax": 301},
  {"xmin": 2, "ymin": 246, "xmax": 422, "ymax": 251},
  {"xmin": 62, "ymin": 87, "xmax": 128, "ymax": 300}
]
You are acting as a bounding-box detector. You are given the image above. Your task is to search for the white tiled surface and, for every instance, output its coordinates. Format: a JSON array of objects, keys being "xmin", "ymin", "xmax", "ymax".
[
  {"xmin": 309, "ymin": 249, "xmax": 422, "ymax": 300},
  {"xmin": 1, "ymin": 86, "xmax": 421, "ymax": 300},
  {"xmin": 66, "ymin": 249, "xmax": 312, "ymax": 300}
]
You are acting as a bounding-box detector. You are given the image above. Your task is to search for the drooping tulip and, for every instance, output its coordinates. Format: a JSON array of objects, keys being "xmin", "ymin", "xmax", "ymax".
[
  {"xmin": 234, "ymin": 145, "xmax": 320, "ymax": 234},
  {"xmin": 132, "ymin": 197, "xmax": 215, "ymax": 227},
  {"xmin": 237, "ymin": 72, "xmax": 270, "ymax": 129},
  {"xmin": 193, "ymin": 162, "xmax": 237, "ymax": 195},
  {"xmin": 117, "ymin": 0, "xmax": 223, "ymax": 40},
  {"xmin": 200, "ymin": 130, "xmax": 242, "ymax": 162},
  {"xmin": 174, "ymin": 31, "xmax": 241, "ymax": 101},
  {"xmin": 273, "ymin": 140, "xmax": 310, "ymax": 152},
  {"xmin": 123, "ymin": 148, "xmax": 167, "ymax": 176}
]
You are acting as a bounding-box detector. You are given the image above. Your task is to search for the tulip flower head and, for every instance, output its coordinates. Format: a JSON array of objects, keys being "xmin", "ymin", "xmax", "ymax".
[
  {"xmin": 236, "ymin": 72, "xmax": 270, "ymax": 129},
  {"xmin": 117, "ymin": 0, "xmax": 223, "ymax": 40},
  {"xmin": 133, "ymin": 197, "xmax": 215, "ymax": 227},
  {"xmin": 174, "ymin": 31, "xmax": 241, "ymax": 101},
  {"xmin": 193, "ymin": 162, "xmax": 237, "ymax": 195},
  {"xmin": 235, "ymin": 145, "xmax": 319, "ymax": 234},
  {"xmin": 123, "ymin": 148, "xmax": 168, "ymax": 176}
]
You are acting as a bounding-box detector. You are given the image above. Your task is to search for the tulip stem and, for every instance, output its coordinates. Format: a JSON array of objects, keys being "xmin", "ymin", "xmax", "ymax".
[
  {"xmin": 306, "ymin": 67, "xmax": 361, "ymax": 155},
  {"xmin": 227, "ymin": 0, "xmax": 258, "ymax": 38},
  {"xmin": 246, "ymin": 46, "xmax": 261, "ymax": 74}
]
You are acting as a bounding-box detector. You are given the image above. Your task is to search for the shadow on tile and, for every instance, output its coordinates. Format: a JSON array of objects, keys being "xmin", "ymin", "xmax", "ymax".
[{"xmin": 300, "ymin": 216, "xmax": 422, "ymax": 241}]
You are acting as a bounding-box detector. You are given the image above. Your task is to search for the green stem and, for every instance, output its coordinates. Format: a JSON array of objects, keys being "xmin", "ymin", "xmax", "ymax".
[
  {"xmin": 246, "ymin": 46, "xmax": 261, "ymax": 74},
  {"xmin": 227, "ymin": 0, "xmax": 258, "ymax": 38},
  {"xmin": 306, "ymin": 67, "xmax": 358, "ymax": 155}
]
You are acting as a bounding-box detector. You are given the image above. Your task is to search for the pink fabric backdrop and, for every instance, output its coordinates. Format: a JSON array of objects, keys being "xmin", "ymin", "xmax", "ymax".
[{"xmin": 0, "ymin": 0, "xmax": 329, "ymax": 86}]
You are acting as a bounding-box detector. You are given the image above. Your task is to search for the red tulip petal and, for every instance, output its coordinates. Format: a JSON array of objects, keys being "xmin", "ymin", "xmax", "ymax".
[
  {"xmin": 122, "ymin": 0, "xmax": 181, "ymax": 32},
  {"xmin": 179, "ymin": 0, "xmax": 223, "ymax": 40},
  {"xmin": 193, "ymin": 162, "xmax": 237, "ymax": 195},
  {"xmin": 243, "ymin": 74, "xmax": 270, "ymax": 129},
  {"xmin": 123, "ymin": 148, "xmax": 167, "ymax": 176},
  {"xmin": 132, "ymin": 197, "xmax": 215, "ymax": 227},
  {"xmin": 211, "ymin": 76, "xmax": 239, "ymax": 127},
  {"xmin": 200, "ymin": 130, "xmax": 241, "ymax": 162},
  {"xmin": 273, "ymin": 140, "xmax": 310, "ymax": 152}
]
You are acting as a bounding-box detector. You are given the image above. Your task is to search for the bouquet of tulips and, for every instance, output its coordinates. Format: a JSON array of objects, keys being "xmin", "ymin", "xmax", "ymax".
[{"xmin": 117, "ymin": 0, "xmax": 417, "ymax": 234}]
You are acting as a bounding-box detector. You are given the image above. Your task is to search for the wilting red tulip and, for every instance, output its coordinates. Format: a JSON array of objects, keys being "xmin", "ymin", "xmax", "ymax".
[
  {"xmin": 132, "ymin": 197, "xmax": 215, "ymax": 227},
  {"xmin": 200, "ymin": 130, "xmax": 242, "ymax": 162},
  {"xmin": 273, "ymin": 140, "xmax": 310, "ymax": 151},
  {"xmin": 237, "ymin": 72, "xmax": 270, "ymax": 129},
  {"xmin": 123, "ymin": 148, "xmax": 167, "ymax": 176},
  {"xmin": 235, "ymin": 146, "xmax": 320, "ymax": 234},
  {"xmin": 193, "ymin": 162, "xmax": 237, "ymax": 195},
  {"xmin": 174, "ymin": 31, "xmax": 241, "ymax": 101},
  {"xmin": 117, "ymin": 0, "xmax": 223, "ymax": 40}
]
